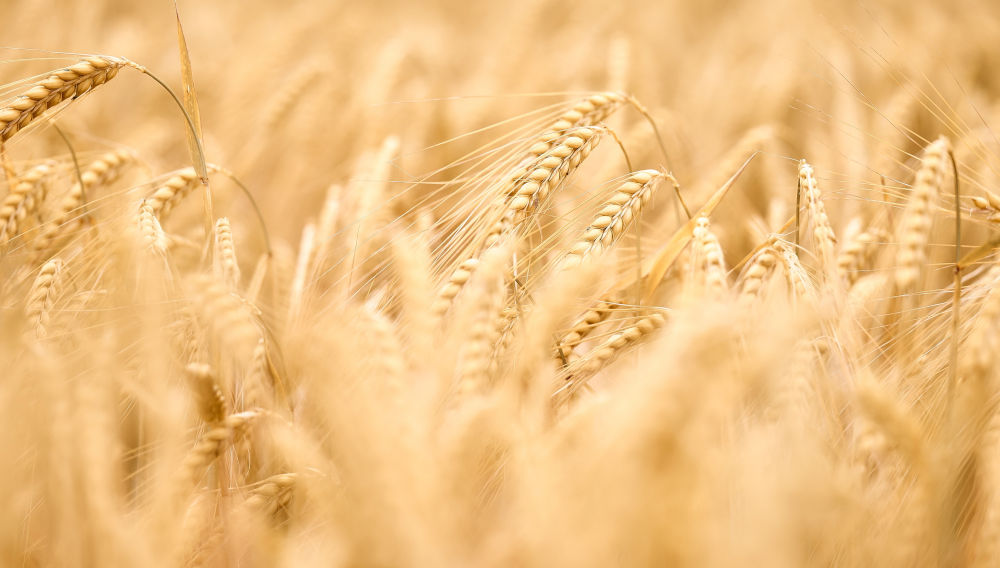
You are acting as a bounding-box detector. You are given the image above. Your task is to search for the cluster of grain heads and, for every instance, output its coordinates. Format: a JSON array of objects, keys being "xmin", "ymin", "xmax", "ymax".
[
  {"xmin": 560, "ymin": 309, "xmax": 668, "ymax": 396},
  {"xmin": 500, "ymin": 92, "xmax": 624, "ymax": 204},
  {"xmin": 488, "ymin": 125, "xmax": 605, "ymax": 247},
  {"xmin": 34, "ymin": 149, "xmax": 133, "ymax": 252},
  {"xmin": 4, "ymin": 52, "xmax": 1000, "ymax": 567},
  {"xmin": 0, "ymin": 56, "xmax": 128, "ymax": 142},
  {"xmin": 436, "ymin": 122, "xmax": 610, "ymax": 317}
]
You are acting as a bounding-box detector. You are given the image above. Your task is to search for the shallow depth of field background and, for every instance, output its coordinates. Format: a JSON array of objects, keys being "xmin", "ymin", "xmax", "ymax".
[{"xmin": 4, "ymin": 0, "xmax": 1000, "ymax": 566}]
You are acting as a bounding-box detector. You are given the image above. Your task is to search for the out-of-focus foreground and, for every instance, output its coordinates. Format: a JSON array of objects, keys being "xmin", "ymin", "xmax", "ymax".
[{"xmin": 3, "ymin": 0, "xmax": 1000, "ymax": 565}]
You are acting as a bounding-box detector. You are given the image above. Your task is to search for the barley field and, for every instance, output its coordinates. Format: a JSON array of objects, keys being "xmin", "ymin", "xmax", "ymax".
[{"xmin": 3, "ymin": 0, "xmax": 1000, "ymax": 566}]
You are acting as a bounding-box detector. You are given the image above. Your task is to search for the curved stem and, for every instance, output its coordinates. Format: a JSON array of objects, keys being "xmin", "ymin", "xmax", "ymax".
[
  {"xmin": 794, "ymin": 166, "xmax": 802, "ymax": 249},
  {"xmin": 126, "ymin": 61, "xmax": 208, "ymax": 184},
  {"xmin": 948, "ymin": 148, "xmax": 961, "ymax": 424},
  {"xmin": 208, "ymin": 165, "xmax": 273, "ymax": 257},
  {"xmin": 625, "ymin": 94, "xmax": 672, "ymax": 171},
  {"xmin": 50, "ymin": 123, "xmax": 85, "ymax": 199},
  {"xmin": 604, "ymin": 125, "xmax": 633, "ymax": 173}
]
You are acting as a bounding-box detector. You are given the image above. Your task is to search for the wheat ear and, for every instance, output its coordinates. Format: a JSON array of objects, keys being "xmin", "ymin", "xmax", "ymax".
[
  {"xmin": 0, "ymin": 56, "xmax": 127, "ymax": 142},
  {"xmin": 516, "ymin": 92, "xmax": 624, "ymax": 165},
  {"xmin": 689, "ymin": 216, "xmax": 728, "ymax": 298},
  {"xmin": 435, "ymin": 126, "xmax": 604, "ymax": 316},
  {"xmin": 837, "ymin": 228, "xmax": 887, "ymax": 286},
  {"xmin": 555, "ymin": 300, "xmax": 613, "ymax": 361},
  {"xmin": 798, "ymin": 160, "xmax": 837, "ymax": 274},
  {"xmin": 213, "ymin": 217, "xmax": 240, "ymax": 289},
  {"xmin": 360, "ymin": 297, "xmax": 405, "ymax": 398},
  {"xmin": 136, "ymin": 201, "xmax": 168, "ymax": 253},
  {"xmin": 185, "ymin": 363, "xmax": 227, "ymax": 425},
  {"xmin": 242, "ymin": 339, "xmax": 274, "ymax": 412},
  {"xmin": 0, "ymin": 161, "xmax": 54, "ymax": 245},
  {"xmin": 245, "ymin": 473, "xmax": 297, "ymax": 518},
  {"xmin": 895, "ymin": 136, "xmax": 950, "ymax": 291},
  {"xmin": 188, "ymin": 274, "xmax": 261, "ymax": 361},
  {"xmin": 141, "ymin": 167, "xmax": 201, "ymax": 221},
  {"xmin": 962, "ymin": 268, "xmax": 1000, "ymax": 383},
  {"xmin": 548, "ymin": 92, "xmax": 625, "ymax": 133},
  {"xmin": 500, "ymin": 93, "xmax": 623, "ymax": 204},
  {"xmin": 484, "ymin": 125, "xmax": 605, "ymax": 248},
  {"xmin": 738, "ymin": 238, "xmax": 779, "ymax": 302},
  {"xmin": 562, "ymin": 310, "xmax": 667, "ymax": 391},
  {"xmin": 559, "ymin": 169, "xmax": 664, "ymax": 269},
  {"xmin": 452, "ymin": 247, "xmax": 510, "ymax": 396},
  {"xmin": 179, "ymin": 411, "xmax": 259, "ymax": 489},
  {"xmin": 431, "ymin": 258, "xmax": 480, "ymax": 318},
  {"xmin": 25, "ymin": 257, "xmax": 64, "ymax": 338}
]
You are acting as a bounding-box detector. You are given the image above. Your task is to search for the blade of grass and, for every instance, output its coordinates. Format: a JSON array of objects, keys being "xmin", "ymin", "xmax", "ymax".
[{"xmin": 174, "ymin": 1, "xmax": 213, "ymax": 251}]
